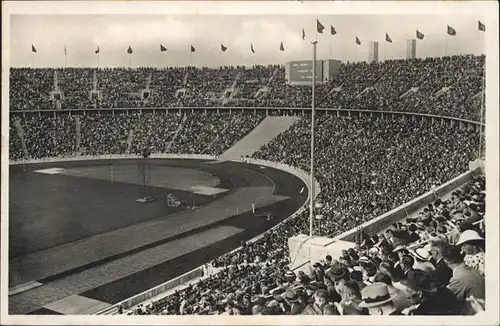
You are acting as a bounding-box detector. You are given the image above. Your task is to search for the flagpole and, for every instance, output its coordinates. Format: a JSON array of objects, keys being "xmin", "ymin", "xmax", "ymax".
[
  {"xmin": 476, "ymin": 29, "xmax": 480, "ymax": 55},
  {"xmin": 385, "ymin": 41, "xmax": 387, "ymax": 61},
  {"xmin": 128, "ymin": 54, "xmax": 131, "ymax": 69},
  {"xmin": 445, "ymin": 32, "xmax": 448, "ymax": 57},
  {"xmin": 97, "ymin": 53, "xmax": 100, "ymax": 68},
  {"xmin": 310, "ymin": 40, "xmax": 318, "ymax": 238},
  {"xmin": 64, "ymin": 47, "xmax": 67, "ymax": 68},
  {"xmin": 444, "ymin": 31, "xmax": 449, "ymax": 87},
  {"xmin": 329, "ymin": 41, "xmax": 332, "ymax": 60}
]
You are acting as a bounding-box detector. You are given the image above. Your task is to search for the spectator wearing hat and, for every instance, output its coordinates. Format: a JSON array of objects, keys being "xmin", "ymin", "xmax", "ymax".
[
  {"xmin": 442, "ymin": 245, "xmax": 485, "ymax": 315},
  {"xmin": 302, "ymin": 289, "xmax": 329, "ymax": 315},
  {"xmin": 456, "ymin": 230, "xmax": 485, "ymax": 278},
  {"xmin": 310, "ymin": 262, "xmax": 325, "ymax": 283},
  {"xmin": 411, "ymin": 248, "xmax": 436, "ymax": 273},
  {"xmin": 284, "ymin": 270, "xmax": 297, "ymax": 286},
  {"xmin": 428, "ymin": 238, "xmax": 453, "ymax": 287},
  {"xmin": 283, "ymin": 289, "xmax": 306, "ymax": 315},
  {"xmin": 327, "ymin": 263, "xmax": 348, "ymax": 282},
  {"xmin": 339, "ymin": 280, "xmax": 368, "ymax": 315},
  {"xmin": 373, "ymin": 272, "xmax": 411, "ymax": 312},
  {"xmin": 358, "ymin": 257, "xmax": 378, "ymax": 285},
  {"xmin": 368, "ymin": 246, "xmax": 380, "ymax": 259},
  {"xmin": 401, "ymin": 270, "xmax": 461, "ymax": 315},
  {"xmin": 358, "ymin": 282, "xmax": 401, "ymax": 315}
]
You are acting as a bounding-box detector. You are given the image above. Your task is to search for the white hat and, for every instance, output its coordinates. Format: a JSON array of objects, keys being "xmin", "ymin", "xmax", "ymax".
[
  {"xmin": 353, "ymin": 265, "xmax": 365, "ymax": 272},
  {"xmin": 392, "ymin": 245, "xmax": 406, "ymax": 253},
  {"xmin": 359, "ymin": 283, "xmax": 397, "ymax": 308},
  {"xmin": 456, "ymin": 230, "xmax": 484, "ymax": 246},
  {"xmin": 412, "ymin": 248, "xmax": 431, "ymax": 261}
]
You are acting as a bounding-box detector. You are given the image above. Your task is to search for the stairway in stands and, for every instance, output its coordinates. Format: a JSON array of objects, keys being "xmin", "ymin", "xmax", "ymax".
[
  {"xmin": 165, "ymin": 114, "xmax": 187, "ymax": 152},
  {"xmin": 218, "ymin": 115, "xmax": 301, "ymax": 161}
]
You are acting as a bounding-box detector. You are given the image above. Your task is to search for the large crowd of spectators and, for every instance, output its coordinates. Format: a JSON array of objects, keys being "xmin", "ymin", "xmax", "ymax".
[
  {"xmin": 9, "ymin": 111, "xmax": 263, "ymax": 159},
  {"xmin": 8, "ymin": 54, "xmax": 487, "ymax": 316},
  {"xmin": 127, "ymin": 175, "xmax": 486, "ymax": 316},
  {"xmin": 9, "ymin": 54, "xmax": 484, "ymax": 120},
  {"xmin": 254, "ymin": 115, "xmax": 478, "ymax": 235}
]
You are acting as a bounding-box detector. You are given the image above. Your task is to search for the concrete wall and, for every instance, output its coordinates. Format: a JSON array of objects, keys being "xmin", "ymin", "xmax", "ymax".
[
  {"xmin": 95, "ymin": 267, "xmax": 203, "ymax": 314},
  {"xmin": 288, "ymin": 235, "xmax": 356, "ymax": 273},
  {"xmin": 334, "ymin": 165, "xmax": 483, "ymax": 242}
]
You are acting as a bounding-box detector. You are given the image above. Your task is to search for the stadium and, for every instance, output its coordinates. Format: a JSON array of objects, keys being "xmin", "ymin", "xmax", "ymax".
[{"xmin": 6, "ymin": 13, "xmax": 493, "ymax": 318}]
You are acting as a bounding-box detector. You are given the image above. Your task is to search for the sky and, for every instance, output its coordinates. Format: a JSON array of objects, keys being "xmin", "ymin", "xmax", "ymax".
[{"xmin": 7, "ymin": 9, "xmax": 488, "ymax": 68}]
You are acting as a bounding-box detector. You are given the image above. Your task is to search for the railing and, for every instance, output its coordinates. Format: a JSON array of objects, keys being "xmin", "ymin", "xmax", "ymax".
[
  {"xmin": 94, "ymin": 267, "xmax": 203, "ymax": 315},
  {"xmin": 9, "ymin": 107, "xmax": 484, "ymax": 128},
  {"xmin": 333, "ymin": 164, "xmax": 483, "ymax": 243}
]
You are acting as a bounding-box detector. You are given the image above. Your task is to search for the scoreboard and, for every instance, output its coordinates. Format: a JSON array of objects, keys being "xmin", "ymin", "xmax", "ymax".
[
  {"xmin": 286, "ymin": 59, "xmax": 342, "ymax": 85},
  {"xmin": 287, "ymin": 60, "xmax": 324, "ymax": 83}
]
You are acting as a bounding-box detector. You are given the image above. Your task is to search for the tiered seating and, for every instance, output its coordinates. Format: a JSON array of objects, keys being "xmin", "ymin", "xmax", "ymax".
[
  {"xmin": 129, "ymin": 176, "xmax": 485, "ymax": 316},
  {"xmin": 9, "ymin": 55, "xmax": 485, "ymax": 121},
  {"xmin": 57, "ymin": 68, "xmax": 94, "ymax": 110}
]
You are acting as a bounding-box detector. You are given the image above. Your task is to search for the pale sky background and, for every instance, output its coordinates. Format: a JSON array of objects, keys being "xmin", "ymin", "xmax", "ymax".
[{"xmin": 10, "ymin": 14, "xmax": 486, "ymax": 68}]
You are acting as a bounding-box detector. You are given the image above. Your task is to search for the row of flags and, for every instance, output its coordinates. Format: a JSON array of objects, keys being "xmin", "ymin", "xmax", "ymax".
[
  {"xmin": 30, "ymin": 20, "xmax": 486, "ymax": 54},
  {"xmin": 32, "ymin": 42, "xmax": 266, "ymax": 54}
]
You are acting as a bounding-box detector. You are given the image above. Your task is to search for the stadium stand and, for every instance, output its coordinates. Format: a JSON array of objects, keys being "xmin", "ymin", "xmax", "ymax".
[
  {"xmin": 126, "ymin": 175, "xmax": 486, "ymax": 315},
  {"xmin": 10, "ymin": 54, "xmax": 484, "ymax": 121},
  {"xmin": 8, "ymin": 54, "xmax": 486, "ymax": 316}
]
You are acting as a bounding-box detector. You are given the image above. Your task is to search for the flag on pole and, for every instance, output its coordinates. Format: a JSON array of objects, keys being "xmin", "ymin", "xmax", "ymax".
[
  {"xmin": 416, "ymin": 30, "xmax": 425, "ymax": 40},
  {"xmin": 385, "ymin": 33, "xmax": 392, "ymax": 43},
  {"xmin": 251, "ymin": 44, "xmax": 255, "ymax": 53},
  {"xmin": 478, "ymin": 20, "xmax": 485, "ymax": 32},
  {"xmin": 191, "ymin": 45, "xmax": 196, "ymax": 52},
  {"xmin": 317, "ymin": 19, "xmax": 325, "ymax": 33},
  {"xmin": 330, "ymin": 26, "xmax": 336, "ymax": 35},
  {"xmin": 356, "ymin": 36, "xmax": 361, "ymax": 45},
  {"xmin": 279, "ymin": 42, "xmax": 284, "ymax": 51},
  {"xmin": 31, "ymin": 44, "xmax": 37, "ymax": 53},
  {"xmin": 221, "ymin": 44, "xmax": 227, "ymax": 52},
  {"xmin": 127, "ymin": 45, "xmax": 133, "ymax": 54},
  {"xmin": 160, "ymin": 44, "xmax": 167, "ymax": 52},
  {"xmin": 302, "ymin": 28, "xmax": 305, "ymax": 40},
  {"xmin": 64, "ymin": 45, "xmax": 67, "ymax": 55},
  {"xmin": 95, "ymin": 46, "xmax": 100, "ymax": 54},
  {"xmin": 447, "ymin": 25, "xmax": 456, "ymax": 36}
]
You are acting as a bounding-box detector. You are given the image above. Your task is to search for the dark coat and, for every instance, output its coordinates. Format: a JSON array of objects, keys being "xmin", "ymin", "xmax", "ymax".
[
  {"xmin": 432, "ymin": 258, "xmax": 453, "ymax": 287},
  {"xmin": 410, "ymin": 287, "xmax": 461, "ymax": 315}
]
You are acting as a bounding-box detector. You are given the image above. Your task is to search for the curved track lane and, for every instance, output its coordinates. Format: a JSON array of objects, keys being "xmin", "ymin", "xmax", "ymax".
[{"xmin": 9, "ymin": 159, "xmax": 307, "ymax": 314}]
